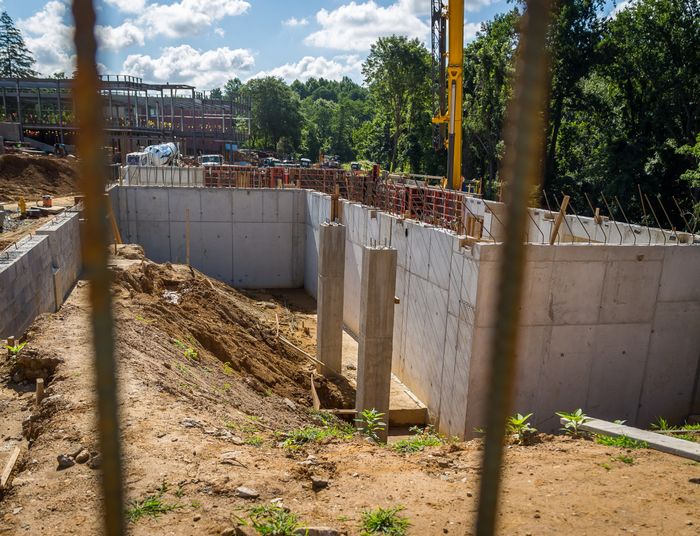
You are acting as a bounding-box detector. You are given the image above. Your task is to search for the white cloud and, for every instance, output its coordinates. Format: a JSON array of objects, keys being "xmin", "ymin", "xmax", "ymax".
[
  {"xmin": 96, "ymin": 21, "xmax": 145, "ymax": 51},
  {"xmin": 283, "ymin": 17, "xmax": 309, "ymax": 27},
  {"xmin": 609, "ymin": 0, "xmax": 637, "ymax": 18},
  {"xmin": 304, "ymin": 1, "xmax": 429, "ymax": 51},
  {"xmin": 103, "ymin": 0, "xmax": 145, "ymax": 14},
  {"xmin": 137, "ymin": 0, "xmax": 251, "ymax": 38},
  {"xmin": 214, "ymin": 27, "xmax": 225, "ymax": 37},
  {"xmin": 18, "ymin": 0, "xmax": 74, "ymax": 75},
  {"xmin": 464, "ymin": 21, "xmax": 481, "ymax": 42},
  {"xmin": 250, "ymin": 55, "xmax": 363, "ymax": 83},
  {"xmin": 122, "ymin": 45, "xmax": 255, "ymax": 88}
]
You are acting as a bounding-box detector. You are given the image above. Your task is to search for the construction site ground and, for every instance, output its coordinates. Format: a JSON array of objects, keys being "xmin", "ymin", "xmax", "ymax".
[{"xmin": 0, "ymin": 249, "xmax": 698, "ymax": 535}]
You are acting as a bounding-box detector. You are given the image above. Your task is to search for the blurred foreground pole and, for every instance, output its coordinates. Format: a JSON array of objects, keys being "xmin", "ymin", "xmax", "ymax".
[
  {"xmin": 71, "ymin": 1, "xmax": 125, "ymax": 534},
  {"xmin": 474, "ymin": 0, "xmax": 553, "ymax": 535}
]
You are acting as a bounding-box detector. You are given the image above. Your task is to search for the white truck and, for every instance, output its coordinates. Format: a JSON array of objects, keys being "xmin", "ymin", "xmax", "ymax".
[{"xmin": 198, "ymin": 154, "xmax": 224, "ymax": 166}]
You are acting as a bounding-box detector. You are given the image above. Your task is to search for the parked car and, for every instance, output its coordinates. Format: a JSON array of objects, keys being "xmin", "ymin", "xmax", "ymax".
[
  {"xmin": 350, "ymin": 161, "xmax": 361, "ymax": 171},
  {"xmin": 300, "ymin": 158, "xmax": 312, "ymax": 168}
]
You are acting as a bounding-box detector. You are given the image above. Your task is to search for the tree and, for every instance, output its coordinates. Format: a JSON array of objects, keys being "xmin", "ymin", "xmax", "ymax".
[
  {"xmin": 223, "ymin": 78, "xmax": 243, "ymax": 98},
  {"xmin": 362, "ymin": 36, "xmax": 431, "ymax": 171},
  {"xmin": 243, "ymin": 77, "xmax": 301, "ymax": 150},
  {"xmin": 209, "ymin": 87, "xmax": 223, "ymax": 99},
  {"xmin": 0, "ymin": 11, "xmax": 37, "ymax": 78}
]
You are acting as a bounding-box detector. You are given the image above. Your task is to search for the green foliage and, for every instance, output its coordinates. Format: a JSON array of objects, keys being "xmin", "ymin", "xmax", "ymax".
[
  {"xmin": 360, "ymin": 506, "xmax": 410, "ymax": 535},
  {"xmin": 392, "ymin": 425, "xmax": 444, "ymax": 453},
  {"xmin": 222, "ymin": 362, "xmax": 234, "ymax": 376},
  {"xmin": 355, "ymin": 409, "xmax": 386, "ymax": 443},
  {"xmin": 594, "ymin": 435, "xmax": 648, "ymax": 449},
  {"xmin": 506, "ymin": 413, "xmax": 538, "ymax": 444},
  {"xmin": 245, "ymin": 435, "xmax": 264, "ymax": 447},
  {"xmin": 613, "ymin": 454, "xmax": 635, "ymax": 465},
  {"xmin": 5, "ymin": 341, "xmax": 27, "ymax": 356},
  {"xmin": 650, "ymin": 417, "xmax": 700, "ymax": 443},
  {"xmin": 556, "ymin": 408, "xmax": 590, "ymax": 436},
  {"xmin": 173, "ymin": 338, "xmax": 198, "ymax": 361},
  {"xmin": 244, "ymin": 504, "xmax": 303, "ymax": 536},
  {"xmin": 0, "ymin": 11, "xmax": 37, "ymax": 78},
  {"xmin": 279, "ymin": 424, "xmax": 353, "ymax": 449},
  {"xmin": 126, "ymin": 486, "xmax": 180, "ymax": 523}
]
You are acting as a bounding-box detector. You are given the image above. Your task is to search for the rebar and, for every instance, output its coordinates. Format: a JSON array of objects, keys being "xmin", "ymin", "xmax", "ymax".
[
  {"xmin": 601, "ymin": 193, "xmax": 623, "ymax": 245},
  {"xmin": 614, "ymin": 195, "xmax": 636, "ymax": 245},
  {"xmin": 71, "ymin": 1, "xmax": 125, "ymax": 535},
  {"xmin": 656, "ymin": 194, "xmax": 680, "ymax": 244},
  {"xmin": 474, "ymin": 0, "xmax": 553, "ymax": 533}
]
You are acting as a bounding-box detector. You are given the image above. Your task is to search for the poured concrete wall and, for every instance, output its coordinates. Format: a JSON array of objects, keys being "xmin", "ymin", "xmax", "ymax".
[
  {"xmin": 0, "ymin": 211, "xmax": 81, "ymax": 338},
  {"xmin": 111, "ymin": 186, "xmax": 306, "ymax": 288}
]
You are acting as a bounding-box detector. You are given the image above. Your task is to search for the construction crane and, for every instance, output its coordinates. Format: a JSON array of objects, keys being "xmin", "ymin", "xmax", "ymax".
[{"xmin": 431, "ymin": 0, "xmax": 464, "ymax": 190}]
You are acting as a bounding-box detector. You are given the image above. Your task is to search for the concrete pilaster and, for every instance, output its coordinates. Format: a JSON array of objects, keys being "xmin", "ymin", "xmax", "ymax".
[
  {"xmin": 316, "ymin": 222, "xmax": 346, "ymax": 373},
  {"xmin": 355, "ymin": 246, "xmax": 397, "ymax": 442}
]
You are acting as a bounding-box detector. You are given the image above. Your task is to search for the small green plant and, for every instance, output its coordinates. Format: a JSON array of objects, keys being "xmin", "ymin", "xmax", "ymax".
[
  {"xmin": 650, "ymin": 417, "xmax": 699, "ymax": 442},
  {"xmin": 556, "ymin": 409, "xmax": 590, "ymax": 437},
  {"xmin": 173, "ymin": 338, "xmax": 199, "ymax": 361},
  {"xmin": 614, "ymin": 454, "xmax": 635, "ymax": 465},
  {"xmin": 650, "ymin": 416, "xmax": 670, "ymax": 430},
  {"xmin": 5, "ymin": 341, "xmax": 27, "ymax": 356},
  {"xmin": 360, "ymin": 506, "xmax": 410, "ymax": 535},
  {"xmin": 600, "ymin": 462, "xmax": 611, "ymax": 471},
  {"xmin": 222, "ymin": 362, "xmax": 234, "ymax": 376},
  {"xmin": 595, "ymin": 435, "xmax": 647, "ymax": 449},
  {"xmin": 135, "ymin": 314, "xmax": 153, "ymax": 324},
  {"xmin": 280, "ymin": 424, "xmax": 353, "ymax": 449},
  {"xmin": 506, "ymin": 413, "xmax": 537, "ymax": 444},
  {"xmin": 392, "ymin": 426, "xmax": 444, "ymax": 453},
  {"xmin": 126, "ymin": 488, "xmax": 180, "ymax": 523},
  {"xmin": 245, "ymin": 504, "xmax": 303, "ymax": 536},
  {"xmin": 355, "ymin": 409, "xmax": 386, "ymax": 443},
  {"xmin": 245, "ymin": 435, "xmax": 265, "ymax": 447}
]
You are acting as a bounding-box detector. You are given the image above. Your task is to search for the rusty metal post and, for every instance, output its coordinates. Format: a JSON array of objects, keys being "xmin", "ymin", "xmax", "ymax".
[
  {"xmin": 474, "ymin": 0, "xmax": 553, "ymax": 534},
  {"xmin": 71, "ymin": 1, "xmax": 125, "ymax": 535}
]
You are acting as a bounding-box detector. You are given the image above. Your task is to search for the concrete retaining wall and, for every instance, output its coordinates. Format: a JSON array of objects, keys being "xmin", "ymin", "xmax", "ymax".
[
  {"xmin": 0, "ymin": 211, "xmax": 81, "ymax": 339},
  {"xmin": 111, "ymin": 187, "xmax": 306, "ymax": 288}
]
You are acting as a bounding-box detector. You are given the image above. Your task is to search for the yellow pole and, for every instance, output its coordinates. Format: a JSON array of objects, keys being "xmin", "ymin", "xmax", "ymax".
[{"xmin": 446, "ymin": 0, "xmax": 464, "ymax": 190}]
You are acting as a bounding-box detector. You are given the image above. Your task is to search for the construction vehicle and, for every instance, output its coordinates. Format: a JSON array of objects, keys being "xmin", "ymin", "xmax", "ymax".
[
  {"xmin": 126, "ymin": 142, "xmax": 179, "ymax": 167},
  {"xmin": 431, "ymin": 0, "xmax": 464, "ymax": 190},
  {"xmin": 198, "ymin": 154, "xmax": 224, "ymax": 166}
]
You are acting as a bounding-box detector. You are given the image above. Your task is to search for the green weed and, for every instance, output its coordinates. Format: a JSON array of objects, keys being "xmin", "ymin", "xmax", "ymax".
[
  {"xmin": 173, "ymin": 338, "xmax": 199, "ymax": 361},
  {"xmin": 360, "ymin": 506, "xmax": 410, "ymax": 535},
  {"xmin": 279, "ymin": 424, "xmax": 353, "ymax": 449},
  {"xmin": 392, "ymin": 426, "xmax": 444, "ymax": 453},
  {"xmin": 126, "ymin": 487, "xmax": 180, "ymax": 523},
  {"xmin": 556, "ymin": 409, "xmax": 590, "ymax": 437},
  {"xmin": 5, "ymin": 342, "xmax": 27, "ymax": 356},
  {"xmin": 506, "ymin": 413, "xmax": 538, "ymax": 444},
  {"xmin": 650, "ymin": 417, "xmax": 700, "ymax": 443},
  {"xmin": 245, "ymin": 504, "xmax": 303, "ymax": 536},
  {"xmin": 355, "ymin": 408, "xmax": 386, "ymax": 443},
  {"xmin": 245, "ymin": 435, "xmax": 265, "ymax": 447},
  {"xmin": 595, "ymin": 435, "xmax": 647, "ymax": 449},
  {"xmin": 613, "ymin": 454, "xmax": 635, "ymax": 465},
  {"xmin": 222, "ymin": 362, "xmax": 234, "ymax": 376}
]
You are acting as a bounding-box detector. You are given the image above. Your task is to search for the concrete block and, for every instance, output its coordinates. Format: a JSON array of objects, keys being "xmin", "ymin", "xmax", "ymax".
[
  {"xmin": 345, "ymin": 203, "xmax": 367, "ymax": 245},
  {"xmin": 319, "ymin": 195, "xmax": 331, "ymax": 224},
  {"xmin": 447, "ymin": 251, "xmax": 464, "ymax": 317},
  {"xmin": 599, "ymin": 260, "xmax": 662, "ymax": 323},
  {"xmin": 342, "ymin": 241, "xmax": 363, "ymax": 336},
  {"xmin": 291, "ymin": 222, "xmax": 305, "ymax": 287},
  {"xmin": 604, "ymin": 245, "xmax": 665, "ymax": 262},
  {"xmin": 658, "ymin": 246, "xmax": 700, "ymax": 303},
  {"xmin": 519, "ymin": 261, "xmax": 554, "ymax": 326},
  {"xmin": 549, "ymin": 261, "xmax": 606, "ymax": 324},
  {"xmin": 474, "ymin": 261, "xmax": 498, "ymax": 328},
  {"xmin": 232, "ymin": 189, "xmax": 263, "ymax": 223},
  {"xmin": 232, "ymin": 223, "xmax": 294, "ymax": 288},
  {"xmin": 303, "ymin": 224, "xmax": 319, "ymax": 298},
  {"xmin": 534, "ymin": 324, "xmax": 596, "ymax": 431},
  {"xmin": 317, "ymin": 223, "xmax": 346, "ymax": 373},
  {"xmin": 200, "ymin": 189, "xmax": 232, "ymax": 222},
  {"xmin": 511, "ymin": 325, "xmax": 550, "ymax": 417},
  {"xmin": 367, "ymin": 210, "xmax": 381, "ymax": 243},
  {"xmin": 637, "ymin": 300, "xmax": 700, "ymax": 427},
  {"xmin": 390, "ymin": 218, "xmax": 409, "ymax": 269},
  {"xmin": 586, "ymin": 323, "xmax": 650, "ymax": 423},
  {"xmin": 553, "ymin": 244, "xmax": 607, "ymax": 262},
  {"xmin": 168, "ymin": 188, "xmax": 201, "ymax": 222},
  {"xmin": 169, "ymin": 221, "xmax": 203, "ymax": 266},
  {"xmin": 276, "ymin": 190, "xmax": 296, "ymax": 223},
  {"xmin": 524, "ymin": 243, "xmax": 555, "ymax": 262},
  {"xmin": 463, "ymin": 326, "xmax": 495, "ymax": 436},
  {"xmin": 438, "ymin": 312, "xmax": 473, "ymax": 438}
]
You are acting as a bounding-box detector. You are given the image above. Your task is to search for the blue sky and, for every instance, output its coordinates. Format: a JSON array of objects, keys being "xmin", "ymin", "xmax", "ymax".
[{"xmin": 4, "ymin": 0, "xmax": 623, "ymax": 89}]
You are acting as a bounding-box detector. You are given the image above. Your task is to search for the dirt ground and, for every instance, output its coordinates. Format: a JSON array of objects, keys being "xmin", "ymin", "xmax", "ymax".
[
  {"xmin": 0, "ymin": 251, "xmax": 698, "ymax": 535},
  {"xmin": 0, "ymin": 154, "xmax": 80, "ymax": 203}
]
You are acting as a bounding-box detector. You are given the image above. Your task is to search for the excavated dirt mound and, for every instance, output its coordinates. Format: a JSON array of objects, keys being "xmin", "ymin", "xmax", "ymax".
[
  {"xmin": 111, "ymin": 245, "xmax": 354, "ymax": 409},
  {"xmin": 0, "ymin": 154, "xmax": 80, "ymax": 202}
]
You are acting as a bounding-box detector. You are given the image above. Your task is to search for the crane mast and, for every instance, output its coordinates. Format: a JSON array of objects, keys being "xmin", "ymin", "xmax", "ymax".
[{"xmin": 431, "ymin": 0, "xmax": 464, "ymax": 190}]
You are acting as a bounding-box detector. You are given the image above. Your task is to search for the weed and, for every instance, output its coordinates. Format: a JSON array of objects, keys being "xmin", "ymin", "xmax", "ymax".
[
  {"xmin": 650, "ymin": 417, "xmax": 699, "ymax": 443},
  {"xmin": 279, "ymin": 424, "xmax": 352, "ymax": 449},
  {"xmin": 337, "ymin": 515, "xmax": 351, "ymax": 522},
  {"xmin": 245, "ymin": 504, "xmax": 303, "ymax": 536},
  {"xmin": 392, "ymin": 426, "xmax": 444, "ymax": 453},
  {"xmin": 191, "ymin": 500, "xmax": 202, "ymax": 509},
  {"xmin": 595, "ymin": 435, "xmax": 647, "ymax": 449},
  {"xmin": 506, "ymin": 413, "xmax": 538, "ymax": 444},
  {"xmin": 5, "ymin": 342, "xmax": 27, "ymax": 356},
  {"xmin": 174, "ymin": 485, "xmax": 184, "ymax": 498},
  {"xmin": 173, "ymin": 338, "xmax": 199, "ymax": 361},
  {"xmin": 126, "ymin": 488, "xmax": 180, "ymax": 523},
  {"xmin": 614, "ymin": 454, "xmax": 635, "ymax": 465},
  {"xmin": 184, "ymin": 347, "xmax": 199, "ymax": 361},
  {"xmin": 556, "ymin": 409, "xmax": 590, "ymax": 437},
  {"xmin": 355, "ymin": 409, "xmax": 386, "ymax": 443},
  {"xmin": 245, "ymin": 435, "xmax": 265, "ymax": 447},
  {"xmin": 134, "ymin": 314, "xmax": 153, "ymax": 324},
  {"xmin": 223, "ymin": 382, "xmax": 232, "ymax": 391},
  {"xmin": 222, "ymin": 362, "xmax": 234, "ymax": 376},
  {"xmin": 650, "ymin": 416, "xmax": 670, "ymax": 430},
  {"xmin": 360, "ymin": 506, "xmax": 410, "ymax": 535},
  {"xmin": 600, "ymin": 462, "xmax": 611, "ymax": 471}
]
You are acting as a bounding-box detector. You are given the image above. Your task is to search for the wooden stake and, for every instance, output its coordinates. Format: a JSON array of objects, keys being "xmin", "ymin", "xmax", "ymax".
[
  {"xmin": 35, "ymin": 378, "xmax": 44, "ymax": 405},
  {"xmin": 594, "ymin": 207, "xmax": 601, "ymax": 224},
  {"xmin": 0, "ymin": 446, "xmax": 20, "ymax": 492},
  {"xmin": 105, "ymin": 194, "xmax": 122, "ymax": 245},
  {"xmin": 185, "ymin": 208, "xmax": 191, "ymax": 267},
  {"xmin": 549, "ymin": 195, "xmax": 570, "ymax": 245}
]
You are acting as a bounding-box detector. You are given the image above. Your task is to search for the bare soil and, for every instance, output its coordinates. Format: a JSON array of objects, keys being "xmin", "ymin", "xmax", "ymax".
[
  {"xmin": 0, "ymin": 250, "xmax": 698, "ymax": 535},
  {"xmin": 0, "ymin": 154, "xmax": 80, "ymax": 203}
]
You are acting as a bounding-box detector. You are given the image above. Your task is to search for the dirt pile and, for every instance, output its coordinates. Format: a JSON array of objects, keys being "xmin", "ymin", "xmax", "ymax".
[
  {"xmin": 0, "ymin": 154, "xmax": 80, "ymax": 202},
  {"xmin": 111, "ymin": 245, "xmax": 353, "ymax": 409}
]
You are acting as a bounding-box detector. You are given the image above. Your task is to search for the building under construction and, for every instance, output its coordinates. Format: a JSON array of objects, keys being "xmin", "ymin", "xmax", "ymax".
[{"xmin": 0, "ymin": 75, "xmax": 251, "ymax": 158}]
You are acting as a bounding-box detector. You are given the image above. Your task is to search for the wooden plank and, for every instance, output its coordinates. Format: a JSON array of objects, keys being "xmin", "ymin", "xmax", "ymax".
[
  {"xmin": 549, "ymin": 195, "xmax": 570, "ymax": 245},
  {"xmin": 310, "ymin": 372, "xmax": 321, "ymax": 411},
  {"xmin": 0, "ymin": 446, "xmax": 21, "ymax": 492},
  {"xmin": 571, "ymin": 418, "xmax": 700, "ymax": 462}
]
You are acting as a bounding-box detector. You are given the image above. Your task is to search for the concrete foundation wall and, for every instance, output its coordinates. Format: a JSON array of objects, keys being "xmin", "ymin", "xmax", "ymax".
[
  {"xmin": 112, "ymin": 186, "xmax": 306, "ymax": 288},
  {"xmin": 0, "ymin": 211, "xmax": 81, "ymax": 338}
]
